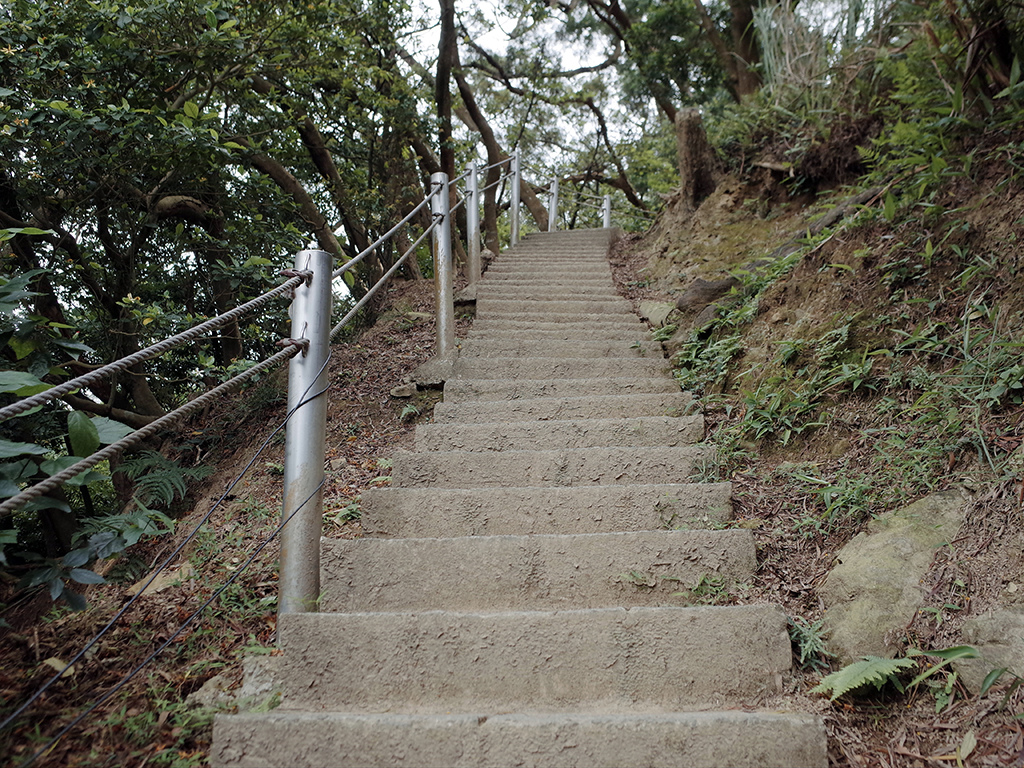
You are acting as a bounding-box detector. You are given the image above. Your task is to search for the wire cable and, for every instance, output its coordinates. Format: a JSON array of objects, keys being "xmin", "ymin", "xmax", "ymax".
[
  {"xmin": 0, "ymin": 346, "xmax": 301, "ymax": 519},
  {"xmin": 330, "ymin": 221, "xmax": 434, "ymax": 341},
  {"xmin": 480, "ymin": 173, "xmax": 512, "ymax": 195},
  {"xmin": 479, "ymin": 156, "xmax": 512, "ymax": 172},
  {"xmin": 17, "ymin": 474, "xmax": 327, "ymax": 768},
  {"xmin": 0, "ymin": 349, "xmax": 332, "ymax": 739},
  {"xmin": 331, "ymin": 186, "xmax": 438, "ymax": 279},
  {"xmin": 0, "ymin": 277, "xmax": 305, "ymax": 423}
]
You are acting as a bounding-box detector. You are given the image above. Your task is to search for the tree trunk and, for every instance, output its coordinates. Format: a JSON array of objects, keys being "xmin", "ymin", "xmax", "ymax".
[
  {"xmin": 675, "ymin": 108, "xmax": 718, "ymax": 211},
  {"xmin": 728, "ymin": 0, "xmax": 761, "ymax": 98}
]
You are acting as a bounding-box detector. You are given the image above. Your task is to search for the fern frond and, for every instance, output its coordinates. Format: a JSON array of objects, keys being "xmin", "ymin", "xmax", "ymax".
[{"xmin": 812, "ymin": 656, "xmax": 917, "ymax": 701}]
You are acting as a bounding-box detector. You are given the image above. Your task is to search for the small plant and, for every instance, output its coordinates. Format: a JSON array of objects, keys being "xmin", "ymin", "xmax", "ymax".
[
  {"xmin": 651, "ymin": 324, "xmax": 678, "ymax": 343},
  {"xmin": 812, "ymin": 645, "xmax": 980, "ymax": 703},
  {"xmin": 788, "ymin": 616, "xmax": 832, "ymax": 671},
  {"xmin": 811, "ymin": 656, "xmax": 916, "ymax": 700},
  {"xmin": 326, "ymin": 500, "xmax": 362, "ymax": 526},
  {"xmin": 400, "ymin": 403, "xmax": 420, "ymax": 422},
  {"xmin": 671, "ymin": 573, "xmax": 732, "ymax": 605}
]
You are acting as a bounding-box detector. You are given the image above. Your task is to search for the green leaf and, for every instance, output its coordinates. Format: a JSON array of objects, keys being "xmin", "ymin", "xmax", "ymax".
[
  {"xmin": 980, "ymin": 667, "xmax": 1009, "ymax": 696},
  {"xmin": 0, "ymin": 370, "xmax": 50, "ymax": 396},
  {"xmin": 0, "ymin": 438, "xmax": 48, "ymax": 459},
  {"xmin": 69, "ymin": 568, "xmax": 105, "ymax": 585},
  {"xmin": 39, "ymin": 457, "xmax": 103, "ymax": 486},
  {"xmin": 183, "ymin": 101, "xmax": 200, "ymax": 119},
  {"xmin": 812, "ymin": 656, "xmax": 916, "ymax": 701},
  {"xmin": 68, "ymin": 411, "xmax": 100, "ymax": 457},
  {"xmin": 63, "ymin": 548, "xmax": 90, "ymax": 568},
  {"xmin": 92, "ymin": 416, "xmax": 134, "ymax": 445},
  {"xmin": 883, "ymin": 192, "xmax": 896, "ymax": 222}
]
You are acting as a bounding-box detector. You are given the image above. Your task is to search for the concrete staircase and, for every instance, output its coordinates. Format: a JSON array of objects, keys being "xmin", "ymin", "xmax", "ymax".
[{"xmin": 211, "ymin": 229, "xmax": 827, "ymax": 767}]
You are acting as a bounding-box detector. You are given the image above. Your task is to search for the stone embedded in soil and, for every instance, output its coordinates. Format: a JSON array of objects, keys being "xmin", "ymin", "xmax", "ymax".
[
  {"xmin": 954, "ymin": 608, "xmax": 1024, "ymax": 692},
  {"xmin": 820, "ymin": 490, "xmax": 967, "ymax": 663},
  {"xmin": 638, "ymin": 300, "xmax": 676, "ymax": 327}
]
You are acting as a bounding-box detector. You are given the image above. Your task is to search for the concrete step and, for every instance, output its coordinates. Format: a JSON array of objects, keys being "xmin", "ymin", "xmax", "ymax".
[
  {"xmin": 452, "ymin": 356, "xmax": 670, "ymax": 380},
  {"xmin": 474, "ymin": 287, "xmax": 624, "ymax": 301},
  {"xmin": 467, "ymin": 327, "xmax": 651, "ymax": 342},
  {"xmin": 432, "ymin": 392, "xmax": 691, "ymax": 424},
  {"xmin": 361, "ymin": 482, "xmax": 734, "ymax": 537},
  {"xmin": 456, "ymin": 338, "xmax": 660, "ymax": 358},
  {"xmin": 415, "ymin": 415, "xmax": 702, "ymax": 452},
  {"xmin": 391, "ymin": 445, "xmax": 712, "ymax": 488},
  {"xmin": 477, "ymin": 274, "xmax": 616, "ymax": 284},
  {"xmin": 212, "ymin": 710, "xmax": 827, "ymax": 768},
  {"xmin": 441, "ymin": 377, "xmax": 680, "ymax": 403},
  {"xmin": 274, "ymin": 605, "xmax": 791, "ymax": 712},
  {"xmin": 471, "ymin": 317, "xmax": 647, "ymax": 334},
  {"xmin": 478, "ymin": 274, "xmax": 614, "ymax": 284},
  {"xmin": 320, "ymin": 529, "xmax": 756, "ymax": 612},
  {"xmin": 477, "ymin": 298, "xmax": 634, "ymax": 315},
  {"xmin": 474, "ymin": 311, "xmax": 641, "ymax": 326}
]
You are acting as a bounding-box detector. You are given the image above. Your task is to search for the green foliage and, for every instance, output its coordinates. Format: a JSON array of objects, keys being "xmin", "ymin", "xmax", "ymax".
[
  {"xmin": 812, "ymin": 656, "xmax": 916, "ymax": 700},
  {"xmin": 119, "ymin": 451, "xmax": 212, "ymax": 509},
  {"xmin": 813, "ymin": 646, "xmax": 982, "ymax": 705},
  {"xmin": 788, "ymin": 616, "xmax": 832, "ymax": 671}
]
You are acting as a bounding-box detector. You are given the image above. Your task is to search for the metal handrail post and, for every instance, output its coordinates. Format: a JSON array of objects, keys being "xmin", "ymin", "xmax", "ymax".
[
  {"xmin": 548, "ymin": 178, "xmax": 559, "ymax": 232},
  {"xmin": 431, "ymin": 172, "xmax": 456, "ymax": 357},
  {"xmin": 510, "ymin": 149, "xmax": 521, "ymax": 247},
  {"xmin": 602, "ymin": 194, "xmax": 612, "ymax": 229},
  {"xmin": 466, "ymin": 160, "xmax": 481, "ymax": 283},
  {"xmin": 279, "ymin": 249, "xmax": 332, "ymax": 617}
]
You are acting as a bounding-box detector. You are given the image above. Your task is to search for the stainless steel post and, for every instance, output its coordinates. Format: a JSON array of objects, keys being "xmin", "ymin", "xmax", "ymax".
[
  {"xmin": 431, "ymin": 172, "xmax": 456, "ymax": 357},
  {"xmin": 603, "ymin": 194, "xmax": 612, "ymax": 229},
  {"xmin": 467, "ymin": 160, "xmax": 481, "ymax": 283},
  {"xmin": 548, "ymin": 177, "xmax": 559, "ymax": 232},
  {"xmin": 510, "ymin": 149, "xmax": 521, "ymax": 247},
  {"xmin": 279, "ymin": 249, "xmax": 332, "ymax": 617}
]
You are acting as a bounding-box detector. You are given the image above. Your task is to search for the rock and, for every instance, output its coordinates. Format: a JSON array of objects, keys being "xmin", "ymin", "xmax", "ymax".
[
  {"xmin": 390, "ymin": 383, "xmax": 417, "ymax": 398},
  {"xmin": 692, "ymin": 303, "xmax": 719, "ymax": 329},
  {"xmin": 955, "ymin": 608, "xmax": 1024, "ymax": 693},
  {"xmin": 186, "ymin": 672, "xmax": 234, "ymax": 709},
  {"xmin": 638, "ymin": 301, "xmax": 676, "ymax": 328},
  {"xmin": 239, "ymin": 655, "xmax": 284, "ymax": 701},
  {"xmin": 411, "ymin": 353, "xmax": 458, "ymax": 388},
  {"xmin": 455, "ymin": 284, "xmax": 478, "ymax": 304},
  {"xmin": 675, "ymin": 277, "xmax": 740, "ymax": 313},
  {"xmin": 820, "ymin": 491, "xmax": 966, "ymax": 663},
  {"xmin": 126, "ymin": 563, "xmax": 195, "ymax": 597}
]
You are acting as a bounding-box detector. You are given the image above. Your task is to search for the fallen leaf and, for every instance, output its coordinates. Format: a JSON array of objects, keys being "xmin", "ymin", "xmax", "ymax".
[{"xmin": 41, "ymin": 657, "xmax": 74, "ymax": 677}]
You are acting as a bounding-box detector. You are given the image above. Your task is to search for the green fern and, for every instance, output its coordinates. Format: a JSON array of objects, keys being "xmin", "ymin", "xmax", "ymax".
[
  {"xmin": 811, "ymin": 656, "xmax": 916, "ymax": 701},
  {"xmin": 119, "ymin": 451, "xmax": 212, "ymax": 508}
]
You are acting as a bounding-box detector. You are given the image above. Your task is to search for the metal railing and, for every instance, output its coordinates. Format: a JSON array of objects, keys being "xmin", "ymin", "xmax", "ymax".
[{"xmin": 0, "ymin": 146, "xmax": 655, "ymax": 761}]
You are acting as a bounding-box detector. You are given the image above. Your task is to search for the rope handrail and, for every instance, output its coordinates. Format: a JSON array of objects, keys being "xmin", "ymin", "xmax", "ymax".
[
  {"xmin": 0, "ymin": 275, "xmax": 306, "ymax": 423},
  {"xmin": 0, "ymin": 344, "xmax": 303, "ymax": 519},
  {"xmin": 0, "ymin": 349, "xmax": 331, "ymax": 738},
  {"xmin": 332, "ymin": 185, "xmax": 439, "ymax": 279}
]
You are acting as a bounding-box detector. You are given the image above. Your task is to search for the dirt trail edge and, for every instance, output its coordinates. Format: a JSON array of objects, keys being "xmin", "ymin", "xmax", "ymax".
[{"xmin": 210, "ymin": 228, "xmax": 828, "ymax": 768}]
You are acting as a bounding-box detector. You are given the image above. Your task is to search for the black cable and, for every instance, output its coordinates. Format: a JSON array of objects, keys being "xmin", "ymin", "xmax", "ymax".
[
  {"xmin": 0, "ymin": 351, "xmax": 332, "ymax": 737},
  {"xmin": 18, "ymin": 474, "xmax": 328, "ymax": 768}
]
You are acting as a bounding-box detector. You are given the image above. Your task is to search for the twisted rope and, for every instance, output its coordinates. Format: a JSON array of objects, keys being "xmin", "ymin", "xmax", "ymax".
[
  {"xmin": 0, "ymin": 344, "xmax": 301, "ymax": 518},
  {"xmin": 0, "ymin": 276, "xmax": 305, "ymax": 423}
]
